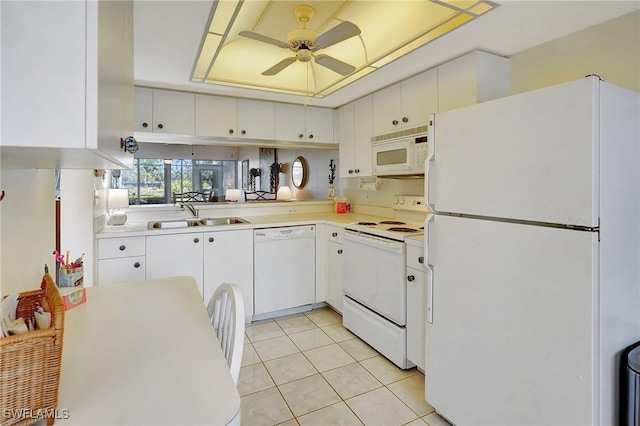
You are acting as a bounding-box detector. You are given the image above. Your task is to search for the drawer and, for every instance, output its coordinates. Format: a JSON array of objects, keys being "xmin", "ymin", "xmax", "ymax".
[
  {"xmin": 98, "ymin": 236, "xmax": 145, "ymax": 259},
  {"xmin": 406, "ymin": 243, "xmax": 426, "ymax": 271},
  {"xmin": 327, "ymin": 225, "xmax": 344, "ymax": 244},
  {"xmin": 98, "ymin": 256, "xmax": 145, "ymax": 285}
]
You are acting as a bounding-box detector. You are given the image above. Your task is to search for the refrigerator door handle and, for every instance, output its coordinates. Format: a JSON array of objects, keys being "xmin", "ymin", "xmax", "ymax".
[
  {"xmin": 426, "ymin": 263, "xmax": 434, "ymax": 324},
  {"xmin": 425, "ymin": 114, "xmax": 436, "ymax": 212}
]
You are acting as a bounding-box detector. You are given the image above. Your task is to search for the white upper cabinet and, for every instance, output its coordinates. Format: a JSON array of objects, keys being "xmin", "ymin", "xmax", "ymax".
[
  {"xmin": 134, "ymin": 87, "xmax": 153, "ymax": 132},
  {"xmin": 437, "ymin": 51, "xmax": 509, "ymax": 112},
  {"xmin": 195, "ymin": 95, "xmax": 238, "ymax": 138},
  {"xmin": 304, "ymin": 106, "xmax": 335, "ymax": 144},
  {"xmin": 372, "ymin": 68, "xmax": 438, "ymax": 135},
  {"xmin": 275, "ymin": 104, "xmax": 335, "ymax": 143},
  {"xmin": 152, "ymin": 90, "xmax": 195, "ymax": 135},
  {"xmin": 338, "ymin": 95, "xmax": 373, "ymax": 177},
  {"xmin": 135, "ymin": 88, "xmax": 195, "ymax": 135},
  {"xmin": 1, "ymin": 0, "xmax": 134, "ymax": 169},
  {"xmin": 237, "ymin": 99, "xmax": 275, "ymax": 140}
]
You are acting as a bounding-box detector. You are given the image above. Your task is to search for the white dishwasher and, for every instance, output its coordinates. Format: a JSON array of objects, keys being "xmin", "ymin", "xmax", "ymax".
[{"xmin": 254, "ymin": 225, "xmax": 316, "ymax": 316}]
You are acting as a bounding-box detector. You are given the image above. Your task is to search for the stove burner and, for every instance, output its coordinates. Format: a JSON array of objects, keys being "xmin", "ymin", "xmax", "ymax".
[
  {"xmin": 387, "ymin": 227, "xmax": 420, "ymax": 233},
  {"xmin": 379, "ymin": 220, "xmax": 406, "ymax": 225},
  {"xmin": 356, "ymin": 222, "xmax": 377, "ymax": 226}
]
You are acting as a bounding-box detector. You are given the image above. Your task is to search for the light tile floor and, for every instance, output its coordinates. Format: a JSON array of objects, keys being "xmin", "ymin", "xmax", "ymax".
[{"xmin": 239, "ymin": 307, "xmax": 453, "ymax": 426}]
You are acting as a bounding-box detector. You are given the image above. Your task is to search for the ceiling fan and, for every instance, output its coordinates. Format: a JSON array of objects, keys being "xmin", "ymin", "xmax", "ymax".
[{"xmin": 239, "ymin": 4, "xmax": 361, "ymax": 76}]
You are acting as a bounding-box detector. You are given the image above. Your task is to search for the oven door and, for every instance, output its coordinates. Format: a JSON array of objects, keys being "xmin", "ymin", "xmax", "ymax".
[
  {"xmin": 342, "ymin": 230, "xmax": 407, "ymax": 326},
  {"xmin": 371, "ymin": 138, "xmax": 414, "ymax": 175}
]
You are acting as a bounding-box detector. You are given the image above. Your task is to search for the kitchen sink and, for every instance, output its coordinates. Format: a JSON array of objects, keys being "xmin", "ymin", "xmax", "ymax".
[{"xmin": 147, "ymin": 217, "xmax": 249, "ymax": 229}]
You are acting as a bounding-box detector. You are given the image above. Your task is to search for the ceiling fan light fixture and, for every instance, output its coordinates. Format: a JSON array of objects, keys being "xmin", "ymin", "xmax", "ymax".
[{"xmin": 297, "ymin": 49, "xmax": 313, "ymax": 62}]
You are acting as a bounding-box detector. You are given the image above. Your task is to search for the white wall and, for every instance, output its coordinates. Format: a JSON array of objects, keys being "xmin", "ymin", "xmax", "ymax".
[
  {"xmin": 0, "ymin": 169, "xmax": 55, "ymax": 295},
  {"xmin": 60, "ymin": 170, "xmax": 100, "ymax": 287},
  {"xmin": 510, "ymin": 10, "xmax": 640, "ymax": 94}
]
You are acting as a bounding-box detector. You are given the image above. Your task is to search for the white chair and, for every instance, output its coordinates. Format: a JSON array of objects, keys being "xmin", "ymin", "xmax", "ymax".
[{"xmin": 206, "ymin": 283, "xmax": 245, "ymax": 385}]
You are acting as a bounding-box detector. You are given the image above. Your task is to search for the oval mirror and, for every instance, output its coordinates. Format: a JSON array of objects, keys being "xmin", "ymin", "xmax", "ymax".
[{"xmin": 291, "ymin": 156, "xmax": 307, "ymax": 189}]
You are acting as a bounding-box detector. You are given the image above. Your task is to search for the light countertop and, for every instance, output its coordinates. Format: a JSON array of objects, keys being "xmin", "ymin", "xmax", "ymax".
[{"xmin": 97, "ymin": 212, "xmax": 392, "ymax": 238}]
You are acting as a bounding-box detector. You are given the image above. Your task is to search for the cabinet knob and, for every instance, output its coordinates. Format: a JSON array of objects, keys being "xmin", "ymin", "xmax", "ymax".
[
  {"xmin": 308, "ymin": 134, "xmax": 313, "ymax": 139},
  {"xmin": 402, "ymin": 117, "xmax": 409, "ymax": 123},
  {"xmin": 157, "ymin": 123, "xmax": 164, "ymax": 129},
  {"xmin": 208, "ymin": 237, "xmax": 214, "ymax": 243},
  {"xmin": 119, "ymin": 245, "xmax": 126, "ymax": 251},
  {"xmin": 407, "ymin": 275, "xmax": 415, "ymax": 282},
  {"xmin": 229, "ymin": 129, "xmax": 234, "ymax": 135},
  {"xmin": 348, "ymin": 169, "xmax": 354, "ymax": 174},
  {"xmin": 392, "ymin": 119, "xmax": 399, "ymax": 126},
  {"xmin": 354, "ymin": 169, "xmax": 360, "ymax": 173},
  {"xmin": 337, "ymin": 249, "xmax": 343, "ymax": 254},
  {"xmin": 418, "ymin": 256, "xmax": 425, "ymax": 264},
  {"xmin": 299, "ymin": 133, "xmax": 304, "ymax": 139},
  {"xmin": 241, "ymin": 130, "xmax": 246, "ymax": 135},
  {"xmin": 332, "ymin": 232, "xmax": 338, "ymax": 237},
  {"xmin": 194, "ymin": 238, "xmax": 200, "ymax": 243},
  {"xmin": 134, "ymin": 262, "xmax": 141, "ymax": 268},
  {"xmin": 142, "ymin": 122, "xmax": 148, "ymax": 128}
]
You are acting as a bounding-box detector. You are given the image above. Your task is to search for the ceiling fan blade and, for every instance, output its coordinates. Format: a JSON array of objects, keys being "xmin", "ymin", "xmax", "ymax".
[
  {"xmin": 262, "ymin": 57, "xmax": 297, "ymax": 76},
  {"xmin": 314, "ymin": 21, "xmax": 361, "ymax": 49},
  {"xmin": 314, "ymin": 54, "xmax": 355, "ymax": 76},
  {"xmin": 239, "ymin": 31, "xmax": 290, "ymax": 49}
]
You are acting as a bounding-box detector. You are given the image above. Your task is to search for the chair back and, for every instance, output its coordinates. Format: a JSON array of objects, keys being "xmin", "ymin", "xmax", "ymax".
[{"xmin": 206, "ymin": 283, "xmax": 245, "ymax": 384}]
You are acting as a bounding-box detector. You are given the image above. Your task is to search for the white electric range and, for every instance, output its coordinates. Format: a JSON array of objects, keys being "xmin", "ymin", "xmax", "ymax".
[{"xmin": 342, "ymin": 196, "xmax": 429, "ymax": 369}]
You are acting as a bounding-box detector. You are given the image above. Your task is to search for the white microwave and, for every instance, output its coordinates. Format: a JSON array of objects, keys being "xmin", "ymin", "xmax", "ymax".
[{"xmin": 371, "ymin": 120, "xmax": 433, "ymax": 177}]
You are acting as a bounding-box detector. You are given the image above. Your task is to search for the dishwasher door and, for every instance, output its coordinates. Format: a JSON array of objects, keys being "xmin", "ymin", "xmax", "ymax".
[{"xmin": 254, "ymin": 225, "xmax": 316, "ymax": 315}]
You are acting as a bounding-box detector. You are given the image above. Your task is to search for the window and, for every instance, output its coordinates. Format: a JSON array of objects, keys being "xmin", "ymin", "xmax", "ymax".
[{"xmin": 121, "ymin": 159, "xmax": 237, "ymax": 205}]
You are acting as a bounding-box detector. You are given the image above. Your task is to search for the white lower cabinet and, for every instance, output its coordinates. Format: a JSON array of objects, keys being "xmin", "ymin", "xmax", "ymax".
[
  {"xmin": 98, "ymin": 236, "xmax": 146, "ymax": 285},
  {"xmin": 146, "ymin": 233, "xmax": 205, "ymax": 297},
  {"xmin": 406, "ymin": 241, "xmax": 426, "ymax": 371},
  {"xmin": 326, "ymin": 225, "xmax": 344, "ymax": 313},
  {"xmin": 99, "ymin": 257, "xmax": 145, "ymax": 285},
  {"xmin": 203, "ymin": 229, "xmax": 254, "ymax": 317},
  {"xmin": 145, "ymin": 230, "xmax": 254, "ymax": 309}
]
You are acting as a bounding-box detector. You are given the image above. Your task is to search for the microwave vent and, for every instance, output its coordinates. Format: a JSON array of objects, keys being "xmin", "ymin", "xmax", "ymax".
[{"xmin": 371, "ymin": 124, "xmax": 429, "ymax": 143}]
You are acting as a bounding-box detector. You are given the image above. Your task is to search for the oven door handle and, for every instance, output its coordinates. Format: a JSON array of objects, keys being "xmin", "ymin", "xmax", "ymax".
[{"xmin": 343, "ymin": 230, "xmax": 405, "ymax": 254}]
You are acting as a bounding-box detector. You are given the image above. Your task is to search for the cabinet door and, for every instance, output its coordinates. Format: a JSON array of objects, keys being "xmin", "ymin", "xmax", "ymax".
[
  {"xmin": 327, "ymin": 240, "xmax": 344, "ymax": 313},
  {"xmin": 406, "ymin": 266, "xmax": 426, "ymax": 370},
  {"xmin": 337, "ymin": 103, "xmax": 355, "ymax": 177},
  {"xmin": 152, "ymin": 89, "xmax": 195, "ymax": 135},
  {"xmin": 134, "ymin": 88, "xmax": 153, "ymax": 132},
  {"xmin": 146, "ymin": 233, "xmax": 204, "ymax": 298},
  {"xmin": 401, "ymin": 68, "xmax": 438, "ymax": 128},
  {"xmin": 305, "ymin": 106, "xmax": 334, "ymax": 143},
  {"xmin": 99, "ymin": 256, "xmax": 145, "ymax": 285},
  {"xmin": 203, "ymin": 229, "xmax": 254, "ymax": 318},
  {"xmin": 274, "ymin": 103, "xmax": 306, "ymax": 142},
  {"xmin": 353, "ymin": 95, "xmax": 373, "ymax": 176},
  {"xmin": 372, "ymin": 84, "xmax": 402, "ymax": 135},
  {"xmin": 237, "ymin": 99, "xmax": 274, "ymax": 140},
  {"xmin": 195, "ymin": 94, "xmax": 238, "ymax": 137},
  {"xmin": 2, "ymin": 1, "xmax": 86, "ymax": 148}
]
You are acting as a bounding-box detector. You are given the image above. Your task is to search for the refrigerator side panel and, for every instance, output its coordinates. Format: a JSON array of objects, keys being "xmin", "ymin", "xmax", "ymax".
[
  {"xmin": 429, "ymin": 77, "xmax": 599, "ymax": 227},
  {"xmin": 598, "ymin": 83, "xmax": 640, "ymax": 425},
  {"xmin": 425, "ymin": 214, "xmax": 596, "ymax": 426}
]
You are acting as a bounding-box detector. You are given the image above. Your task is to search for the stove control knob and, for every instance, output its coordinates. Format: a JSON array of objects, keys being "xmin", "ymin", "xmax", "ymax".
[
  {"xmin": 407, "ymin": 275, "xmax": 415, "ymax": 282},
  {"xmin": 418, "ymin": 256, "xmax": 425, "ymax": 264}
]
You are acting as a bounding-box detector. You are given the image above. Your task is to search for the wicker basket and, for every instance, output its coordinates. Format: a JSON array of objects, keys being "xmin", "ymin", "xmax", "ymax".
[{"xmin": 1, "ymin": 274, "xmax": 65, "ymax": 426}]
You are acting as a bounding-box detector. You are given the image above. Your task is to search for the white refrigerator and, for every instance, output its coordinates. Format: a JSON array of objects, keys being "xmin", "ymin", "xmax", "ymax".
[{"xmin": 424, "ymin": 77, "xmax": 640, "ymax": 426}]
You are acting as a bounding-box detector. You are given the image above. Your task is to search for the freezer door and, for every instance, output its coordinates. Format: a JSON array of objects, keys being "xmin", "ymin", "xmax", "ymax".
[
  {"xmin": 425, "ymin": 214, "xmax": 597, "ymax": 426},
  {"xmin": 428, "ymin": 77, "xmax": 599, "ymax": 227}
]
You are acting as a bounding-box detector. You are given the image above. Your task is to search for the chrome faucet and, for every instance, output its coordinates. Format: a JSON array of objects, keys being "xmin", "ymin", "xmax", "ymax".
[{"xmin": 181, "ymin": 203, "xmax": 199, "ymax": 218}]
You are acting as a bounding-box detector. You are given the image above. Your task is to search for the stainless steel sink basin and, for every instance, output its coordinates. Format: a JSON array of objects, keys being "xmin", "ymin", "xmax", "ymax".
[
  {"xmin": 147, "ymin": 217, "xmax": 249, "ymax": 229},
  {"xmin": 198, "ymin": 217, "xmax": 249, "ymax": 226}
]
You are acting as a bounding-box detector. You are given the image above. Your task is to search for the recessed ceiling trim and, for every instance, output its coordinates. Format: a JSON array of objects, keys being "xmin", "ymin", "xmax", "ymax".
[{"xmin": 192, "ymin": 0, "xmax": 499, "ymax": 98}]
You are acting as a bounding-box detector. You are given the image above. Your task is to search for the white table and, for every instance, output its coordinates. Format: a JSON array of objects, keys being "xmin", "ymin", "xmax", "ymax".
[{"xmin": 57, "ymin": 277, "xmax": 240, "ymax": 425}]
